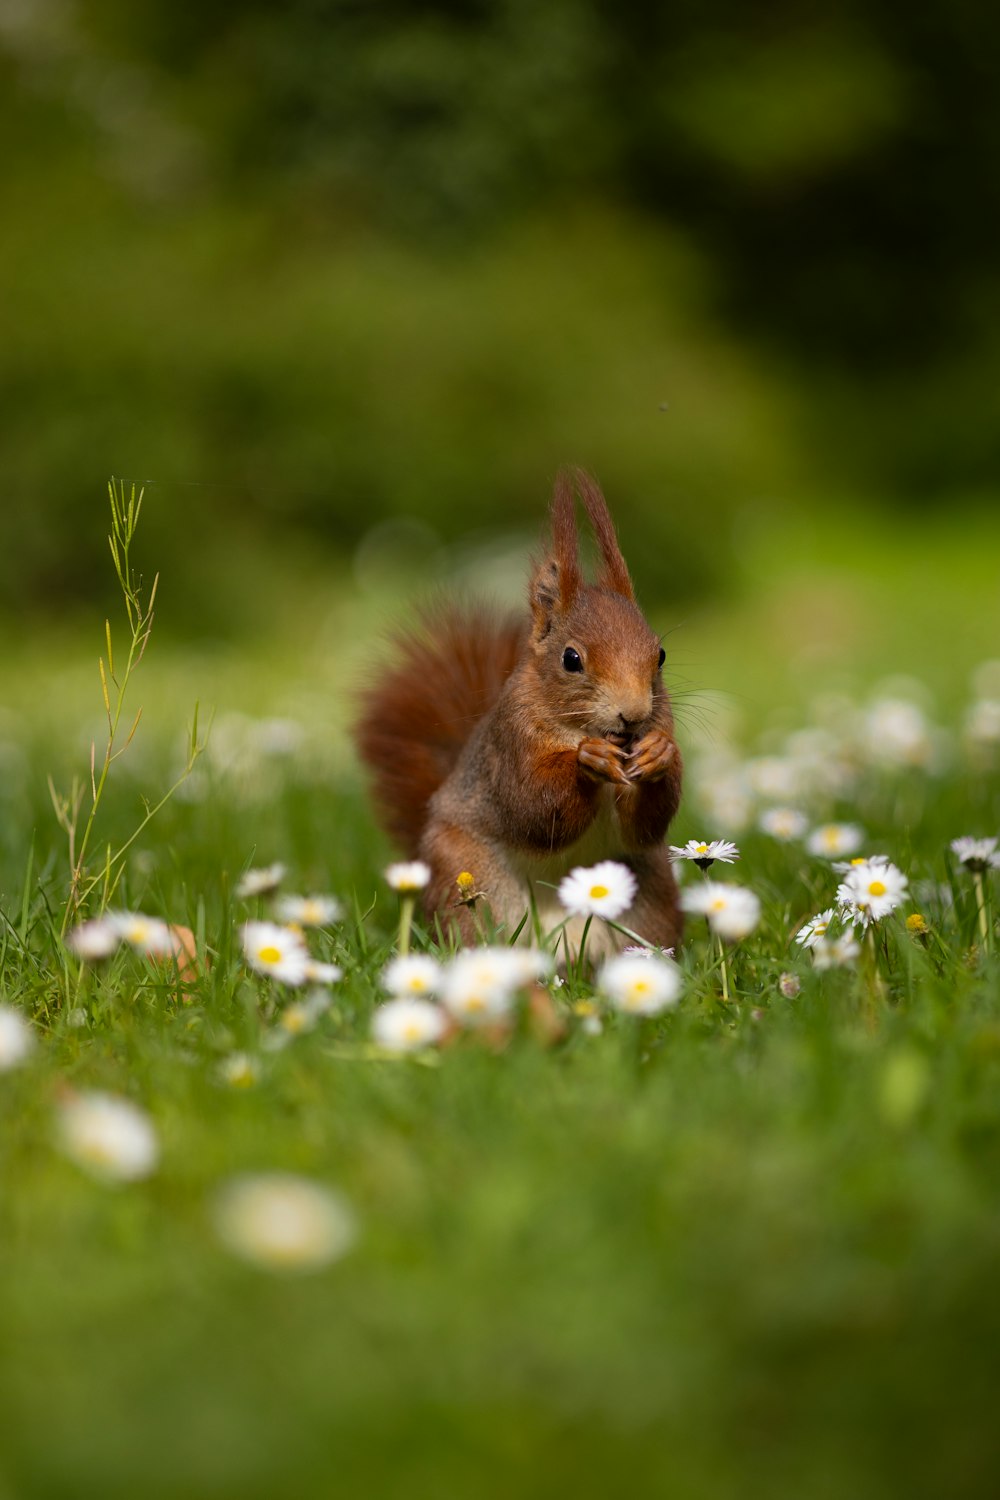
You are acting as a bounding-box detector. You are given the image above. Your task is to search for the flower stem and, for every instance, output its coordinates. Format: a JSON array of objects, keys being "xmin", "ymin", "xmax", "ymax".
[
  {"xmin": 717, "ymin": 936, "xmax": 730, "ymax": 1002},
  {"xmin": 973, "ymin": 871, "xmax": 991, "ymax": 956},
  {"xmin": 398, "ymin": 895, "xmax": 415, "ymax": 957},
  {"xmin": 577, "ymin": 914, "xmax": 594, "ymax": 982}
]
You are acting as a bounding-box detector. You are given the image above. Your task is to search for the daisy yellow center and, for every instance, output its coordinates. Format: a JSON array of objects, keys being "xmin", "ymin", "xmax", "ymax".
[
  {"xmin": 402, "ymin": 1022, "xmax": 424, "ymax": 1041},
  {"xmin": 258, "ymin": 944, "xmax": 282, "ymax": 964},
  {"xmin": 408, "ymin": 978, "xmax": 428, "ymax": 992},
  {"xmin": 589, "ymin": 884, "xmax": 609, "ymax": 899},
  {"xmin": 464, "ymin": 995, "xmax": 486, "ymax": 1012},
  {"xmin": 695, "ymin": 844, "xmax": 709, "ymax": 854},
  {"xmin": 850, "ymin": 858, "xmax": 865, "ymax": 866},
  {"xmin": 631, "ymin": 980, "xmax": 651, "ymax": 996},
  {"xmin": 823, "ymin": 829, "xmax": 839, "ymax": 847},
  {"xmin": 710, "ymin": 897, "xmax": 727, "ymax": 911},
  {"xmin": 283, "ymin": 1010, "xmax": 306, "ymax": 1032},
  {"xmin": 868, "ymin": 880, "xmax": 887, "ymax": 898},
  {"xmin": 456, "ymin": 871, "xmax": 475, "ymax": 893},
  {"xmin": 815, "ymin": 922, "xmax": 828, "ymax": 936}
]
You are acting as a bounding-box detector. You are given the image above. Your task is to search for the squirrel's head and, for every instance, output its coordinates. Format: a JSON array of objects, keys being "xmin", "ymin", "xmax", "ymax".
[{"xmin": 527, "ymin": 469, "xmax": 670, "ymax": 745}]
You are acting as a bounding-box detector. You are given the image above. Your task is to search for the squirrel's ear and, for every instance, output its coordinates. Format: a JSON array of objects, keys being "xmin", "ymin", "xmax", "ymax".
[
  {"xmin": 529, "ymin": 474, "xmax": 582, "ymax": 638},
  {"xmin": 573, "ymin": 467, "xmax": 635, "ymax": 601}
]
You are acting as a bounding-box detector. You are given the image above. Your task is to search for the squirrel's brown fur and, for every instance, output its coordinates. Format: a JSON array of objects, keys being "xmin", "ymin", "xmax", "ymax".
[{"xmin": 355, "ymin": 469, "xmax": 683, "ymax": 957}]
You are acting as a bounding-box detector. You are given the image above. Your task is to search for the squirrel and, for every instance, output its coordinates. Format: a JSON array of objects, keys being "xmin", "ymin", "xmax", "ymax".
[{"xmin": 355, "ymin": 468, "xmax": 683, "ymax": 958}]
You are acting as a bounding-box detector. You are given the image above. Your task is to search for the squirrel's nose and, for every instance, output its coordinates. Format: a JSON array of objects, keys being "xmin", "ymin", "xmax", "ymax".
[{"xmin": 618, "ymin": 703, "xmax": 650, "ymax": 732}]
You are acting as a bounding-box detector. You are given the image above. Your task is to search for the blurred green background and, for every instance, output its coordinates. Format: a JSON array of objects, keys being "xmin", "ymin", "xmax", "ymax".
[{"xmin": 3, "ymin": 0, "xmax": 999, "ymax": 648}]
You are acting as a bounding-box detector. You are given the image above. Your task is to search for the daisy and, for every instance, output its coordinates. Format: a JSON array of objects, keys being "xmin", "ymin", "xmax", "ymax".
[
  {"xmin": 837, "ymin": 857, "xmax": 908, "ymax": 926},
  {"xmin": 212, "ymin": 1174, "xmax": 357, "ymax": 1273},
  {"xmin": 778, "ymin": 973, "xmax": 801, "ymax": 998},
  {"xmin": 558, "ymin": 860, "xmax": 637, "ymax": 921},
  {"xmin": 274, "ymin": 893, "xmax": 343, "ymax": 927},
  {"xmin": 218, "ymin": 1052, "xmax": 260, "ymax": 1088},
  {"xmin": 235, "ymin": 863, "xmax": 286, "ymax": 900},
  {"xmin": 597, "ymin": 954, "xmax": 682, "ymax": 1016},
  {"xmin": 572, "ymin": 999, "xmax": 603, "ymax": 1036},
  {"xmin": 950, "ymin": 836, "xmax": 1000, "ymax": 874},
  {"xmin": 758, "ymin": 807, "xmax": 809, "ymax": 842},
  {"xmin": 795, "ymin": 908, "xmax": 837, "ymax": 949},
  {"xmin": 279, "ymin": 990, "xmax": 331, "ymax": 1035},
  {"xmin": 372, "ymin": 998, "xmax": 448, "ymax": 1052},
  {"xmin": 440, "ymin": 947, "xmax": 521, "ymax": 1026},
  {"xmin": 385, "ymin": 861, "xmax": 432, "ymax": 893},
  {"xmin": 811, "ymin": 933, "xmax": 862, "ymax": 970},
  {"xmin": 57, "ymin": 1091, "xmax": 159, "ymax": 1183},
  {"xmin": 382, "ymin": 954, "xmax": 443, "ymax": 998},
  {"xmin": 65, "ymin": 917, "xmax": 121, "ymax": 961},
  {"xmin": 241, "ymin": 921, "xmax": 310, "ymax": 985},
  {"xmin": 302, "ymin": 959, "xmax": 343, "ymax": 986},
  {"xmin": 681, "ymin": 882, "xmax": 761, "ymax": 940},
  {"xmin": 669, "ymin": 838, "xmax": 740, "ymax": 870},
  {"xmin": 108, "ymin": 911, "xmax": 181, "ymax": 957},
  {"xmin": 0, "ymin": 1006, "xmax": 34, "ymax": 1071},
  {"xmin": 806, "ymin": 823, "xmax": 865, "ymax": 859}
]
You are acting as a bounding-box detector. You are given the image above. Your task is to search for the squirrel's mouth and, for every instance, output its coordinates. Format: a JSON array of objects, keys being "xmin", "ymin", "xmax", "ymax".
[{"xmin": 604, "ymin": 730, "xmax": 633, "ymax": 749}]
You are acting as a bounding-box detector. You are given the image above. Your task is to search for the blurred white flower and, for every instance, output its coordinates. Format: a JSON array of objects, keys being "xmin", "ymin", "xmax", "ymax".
[
  {"xmin": 745, "ymin": 756, "xmax": 804, "ymax": 801},
  {"xmin": 695, "ymin": 769, "xmax": 754, "ymax": 834},
  {"xmin": 758, "ymin": 807, "xmax": 808, "ymax": 842},
  {"xmin": 681, "ymin": 882, "xmax": 761, "ymax": 940},
  {"xmin": 837, "ymin": 858, "xmax": 908, "ymax": 926},
  {"xmin": 372, "ymin": 998, "xmax": 448, "ymax": 1052},
  {"xmin": 795, "ymin": 908, "xmax": 837, "ymax": 949},
  {"xmin": 382, "ymin": 955, "xmax": 443, "ymax": 998},
  {"xmin": 384, "ymin": 861, "xmax": 432, "ymax": 893},
  {"xmin": 964, "ymin": 699, "xmax": 1000, "ymax": 747},
  {"xmin": 218, "ymin": 1052, "xmax": 260, "ymax": 1088},
  {"xmin": 950, "ymin": 836, "xmax": 1000, "ymax": 874},
  {"xmin": 65, "ymin": 917, "xmax": 121, "ymax": 961},
  {"xmin": 235, "ymin": 863, "xmax": 286, "ymax": 899},
  {"xmin": 108, "ymin": 911, "xmax": 180, "ymax": 957},
  {"xmin": 597, "ymin": 954, "xmax": 682, "ymax": 1016},
  {"xmin": 212, "ymin": 1174, "xmax": 357, "ymax": 1273},
  {"xmin": 778, "ymin": 972, "xmax": 801, "ymax": 999},
  {"xmin": 812, "ymin": 933, "xmax": 862, "ymax": 969},
  {"xmin": 0, "ymin": 1006, "xmax": 34, "ymax": 1071},
  {"xmin": 280, "ymin": 990, "xmax": 331, "ymax": 1035},
  {"xmin": 440, "ymin": 947, "xmax": 521, "ymax": 1026},
  {"xmin": 862, "ymin": 698, "xmax": 935, "ymax": 770},
  {"xmin": 669, "ymin": 839, "xmax": 740, "ymax": 869},
  {"xmin": 241, "ymin": 921, "xmax": 310, "ymax": 985},
  {"xmin": 806, "ymin": 823, "xmax": 865, "ymax": 859},
  {"xmin": 558, "ymin": 861, "xmax": 636, "ymax": 920},
  {"xmin": 57, "ymin": 1092, "xmax": 159, "ymax": 1182},
  {"xmin": 303, "ymin": 960, "xmax": 343, "ymax": 986},
  {"xmin": 274, "ymin": 894, "xmax": 343, "ymax": 927}
]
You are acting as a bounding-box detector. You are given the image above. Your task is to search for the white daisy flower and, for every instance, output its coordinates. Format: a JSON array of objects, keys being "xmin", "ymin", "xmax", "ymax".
[
  {"xmin": 274, "ymin": 894, "xmax": 343, "ymax": 927},
  {"xmin": 837, "ymin": 857, "xmax": 909, "ymax": 926},
  {"xmin": 758, "ymin": 807, "xmax": 809, "ymax": 842},
  {"xmin": 57, "ymin": 1091, "xmax": 159, "ymax": 1182},
  {"xmin": 863, "ymin": 698, "xmax": 934, "ymax": 769},
  {"xmin": 745, "ymin": 756, "xmax": 804, "ymax": 801},
  {"xmin": 965, "ymin": 700, "xmax": 1000, "ymax": 747},
  {"xmin": 597, "ymin": 954, "xmax": 682, "ymax": 1016},
  {"xmin": 218, "ymin": 1052, "xmax": 260, "ymax": 1087},
  {"xmin": 778, "ymin": 973, "xmax": 801, "ymax": 998},
  {"xmin": 681, "ymin": 881, "xmax": 762, "ymax": 940},
  {"xmin": 0, "ymin": 1006, "xmax": 34, "ymax": 1071},
  {"xmin": 212, "ymin": 1173, "xmax": 357, "ymax": 1273},
  {"xmin": 108, "ymin": 911, "xmax": 181, "ymax": 957},
  {"xmin": 241, "ymin": 921, "xmax": 310, "ymax": 985},
  {"xmin": 302, "ymin": 959, "xmax": 343, "ymax": 986},
  {"xmin": 794, "ymin": 908, "xmax": 837, "ymax": 949},
  {"xmin": 669, "ymin": 839, "xmax": 740, "ymax": 869},
  {"xmin": 372, "ymin": 998, "xmax": 448, "ymax": 1052},
  {"xmin": 235, "ymin": 862, "xmax": 286, "ymax": 899},
  {"xmin": 950, "ymin": 836, "xmax": 1000, "ymax": 873},
  {"xmin": 280, "ymin": 990, "xmax": 331, "ymax": 1035},
  {"xmin": 572, "ymin": 999, "xmax": 603, "ymax": 1036},
  {"xmin": 382, "ymin": 954, "xmax": 444, "ymax": 998},
  {"xmin": 806, "ymin": 823, "xmax": 865, "ymax": 859},
  {"xmin": 558, "ymin": 860, "xmax": 637, "ymax": 920},
  {"xmin": 440, "ymin": 947, "xmax": 521, "ymax": 1026},
  {"xmin": 384, "ymin": 861, "xmax": 432, "ymax": 893},
  {"xmin": 503, "ymin": 949, "xmax": 556, "ymax": 986},
  {"xmin": 65, "ymin": 917, "xmax": 121, "ymax": 961},
  {"xmin": 811, "ymin": 932, "xmax": 862, "ymax": 969}
]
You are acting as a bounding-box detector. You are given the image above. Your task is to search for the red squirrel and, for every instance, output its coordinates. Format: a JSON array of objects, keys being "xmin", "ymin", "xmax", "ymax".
[{"xmin": 355, "ymin": 469, "xmax": 683, "ymax": 957}]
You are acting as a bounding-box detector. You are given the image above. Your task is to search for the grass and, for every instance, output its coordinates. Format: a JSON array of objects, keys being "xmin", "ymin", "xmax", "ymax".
[{"xmin": 1, "ymin": 507, "xmax": 999, "ymax": 1500}]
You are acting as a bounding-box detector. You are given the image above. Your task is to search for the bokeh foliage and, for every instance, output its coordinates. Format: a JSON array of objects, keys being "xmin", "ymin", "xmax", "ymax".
[{"xmin": 1, "ymin": 0, "xmax": 998, "ymax": 628}]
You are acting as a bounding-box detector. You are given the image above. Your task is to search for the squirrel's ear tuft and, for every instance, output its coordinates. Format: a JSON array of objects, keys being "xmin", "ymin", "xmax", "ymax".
[
  {"xmin": 529, "ymin": 472, "xmax": 582, "ymax": 638},
  {"xmin": 573, "ymin": 467, "xmax": 635, "ymax": 601}
]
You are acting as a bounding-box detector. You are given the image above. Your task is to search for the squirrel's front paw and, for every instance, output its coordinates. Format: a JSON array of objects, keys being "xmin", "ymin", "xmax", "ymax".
[
  {"xmin": 627, "ymin": 729, "xmax": 677, "ymax": 783},
  {"xmin": 578, "ymin": 737, "xmax": 631, "ymax": 784}
]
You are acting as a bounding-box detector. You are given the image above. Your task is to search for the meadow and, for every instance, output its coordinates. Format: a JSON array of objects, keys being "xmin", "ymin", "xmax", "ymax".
[{"xmin": 1, "ymin": 487, "xmax": 999, "ymax": 1500}]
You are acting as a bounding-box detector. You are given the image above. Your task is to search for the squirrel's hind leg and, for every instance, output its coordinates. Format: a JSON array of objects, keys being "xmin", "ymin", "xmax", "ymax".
[{"xmin": 420, "ymin": 821, "xmax": 527, "ymax": 947}]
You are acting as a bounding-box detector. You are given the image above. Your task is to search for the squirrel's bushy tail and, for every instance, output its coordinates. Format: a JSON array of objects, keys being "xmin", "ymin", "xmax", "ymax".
[{"xmin": 354, "ymin": 602, "xmax": 526, "ymax": 855}]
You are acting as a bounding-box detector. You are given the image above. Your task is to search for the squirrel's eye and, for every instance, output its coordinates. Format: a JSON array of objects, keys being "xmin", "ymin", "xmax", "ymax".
[
  {"xmin": 657, "ymin": 648, "xmax": 666, "ymax": 670},
  {"xmin": 562, "ymin": 646, "xmax": 583, "ymax": 673}
]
